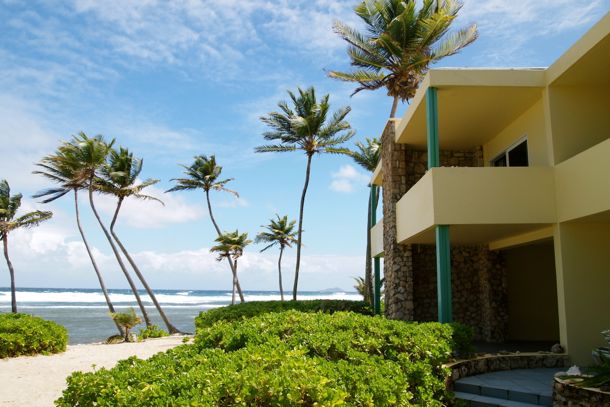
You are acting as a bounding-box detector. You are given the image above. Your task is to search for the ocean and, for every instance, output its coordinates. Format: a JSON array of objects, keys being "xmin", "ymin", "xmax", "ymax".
[{"xmin": 0, "ymin": 287, "xmax": 362, "ymax": 344}]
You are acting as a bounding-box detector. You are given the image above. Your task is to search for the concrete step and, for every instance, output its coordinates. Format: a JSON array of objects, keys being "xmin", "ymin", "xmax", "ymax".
[
  {"xmin": 454, "ymin": 391, "xmax": 541, "ymax": 407},
  {"xmin": 454, "ymin": 382, "xmax": 553, "ymax": 406}
]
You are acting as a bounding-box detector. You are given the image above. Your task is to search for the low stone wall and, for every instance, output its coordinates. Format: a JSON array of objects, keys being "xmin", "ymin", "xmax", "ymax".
[
  {"xmin": 445, "ymin": 353, "xmax": 570, "ymax": 390},
  {"xmin": 553, "ymin": 378, "xmax": 610, "ymax": 406}
]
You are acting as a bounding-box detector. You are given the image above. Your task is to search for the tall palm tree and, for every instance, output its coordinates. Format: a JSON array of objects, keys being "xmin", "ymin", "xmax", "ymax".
[
  {"xmin": 0, "ymin": 180, "xmax": 52, "ymax": 313},
  {"xmin": 329, "ymin": 0, "xmax": 478, "ymax": 117},
  {"xmin": 350, "ymin": 137, "xmax": 381, "ymax": 304},
  {"xmin": 33, "ymin": 143, "xmax": 124, "ymax": 335},
  {"xmin": 97, "ymin": 146, "xmax": 180, "ymax": 334},
  {"xmin": 63, "ymin": 133, "xmax": 153, "ymax": 327},
  {"xmin": 255, "ymin": 215, "xmax": 297, "ymax": 301},
  {"xmin": 210, "ymin": 230, "xmax": 251, "ymax": 305},
  {"xmin": 256, "ymin": 86, "xmax": 355, "ymax": 300},
  {"xmin": 166, "ymin": 155, "xmax": 245, "ymax": 303}
]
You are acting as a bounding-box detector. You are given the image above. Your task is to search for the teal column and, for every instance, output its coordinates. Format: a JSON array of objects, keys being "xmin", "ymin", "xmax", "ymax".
[
  {"xmin": 371, "ymin": 185, "xmax": 381, "ymax": 315},
  {"xmin": 426, "ymin": 87, "xmax": 452, "ymax": 323}
]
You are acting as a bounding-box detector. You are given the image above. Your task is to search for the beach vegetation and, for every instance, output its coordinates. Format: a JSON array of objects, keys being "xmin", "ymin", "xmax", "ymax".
[
  {"xmin": 0, "ymin": 180, "xmax": 53, "ymax": 313},
  {"xmin": 256, "ymin": 86, "xmax": 355, "ymax": 300},
  {"xmin": 167, "ymin": 155, "xmax": 245, "ymax": 303},
  {"xmin": 98, "ymin": 147, "xmax": 180, "ymax": 334},
  {"xmin": 210, "ymin": 230, "xmax": 251, "ymax": 305},
  {"xmin": 255, "ymin": 215, "xmax": 298, "ymax": 301},
  {"xmin": 57, "ymin": 311, "xmax": 473, "ymax": 406},
  {"xmin": 110, "ymin": 308, "xmax": 142, "ymax": 342},
  {"xmin": 349, "ymin": 137, "xmax": 381, "ymax": 305},
  {"xmin": 0, "ymin": 313, "xmax": 67, "ymax": 358},
  {"xmin": 138, "ymin": 324, "xmax": 169, "ymax": 340},
  {"xmin": 329, "ymin": 0, "xmax": 478, "ymax": 117}
]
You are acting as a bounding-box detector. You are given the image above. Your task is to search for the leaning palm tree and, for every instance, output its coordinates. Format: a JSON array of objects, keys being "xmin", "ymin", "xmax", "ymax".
[
  {"xmin": 33, "ymin": 144, "xmax": 124, "ymax": 335},
  {"xmin": 255, "ymin": 215, "xmax": 297, "ymax": 301},
  {"xmin": 97, "ymin": 146, "xmax": 180, "ymax": 334},
  {"xmin": 166, "ymin": 155, "xmax": 245, "ymax": 303},
  {"xmin": 350, "ymin": 138, "xmax": 381, "ymax": 305},
  {"xmin": 256, "ymin": 86, "xmax": 355, "ymax": 300},
  {"xmin": 329, "ymin": 0, "xmax": 478, "ymax": 117},
  {"xmin": 0, "ymin": 180, "xmax": 52, "ymax": 313},
  {"xmin": 64, "ymin": 133, "xmax": 153, "ymax": 327},
  {"xmin": 210, "ymin": 230, "xmax": 251, "ymax": 305}
]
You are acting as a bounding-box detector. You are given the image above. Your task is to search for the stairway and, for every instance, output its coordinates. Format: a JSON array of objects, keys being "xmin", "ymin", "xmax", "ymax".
[{"xmin": 453, "ymin": 368, "xmax": 561, "ymax": 406}]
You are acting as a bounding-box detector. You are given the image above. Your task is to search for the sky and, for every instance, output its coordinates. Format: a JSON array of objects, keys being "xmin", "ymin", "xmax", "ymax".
[{"xmin": 0, "ymin": 0, "xmax": 607, "ymax": 292}]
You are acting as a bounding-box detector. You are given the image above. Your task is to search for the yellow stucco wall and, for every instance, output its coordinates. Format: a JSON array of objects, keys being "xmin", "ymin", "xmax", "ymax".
[
  {"xmin": 548, "ymin": 85, "xmax": 610, "ymax": 164},
  {"xmin": 483, "ymin": 98, "xmax": 549, "ymax": 166},
  {"xmin": 554, "ymin": 221, "xmax": 610, "ymax": 365},
  {"xmin": 504, "ymin": 241, "xmax": 559, "ymax": 341},
  {"xmin": 371, "ymin": 219, "xmax": 384, "ymax": 258}
]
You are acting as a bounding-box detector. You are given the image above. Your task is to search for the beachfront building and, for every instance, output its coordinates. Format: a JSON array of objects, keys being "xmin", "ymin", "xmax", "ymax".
[{"xmin": 370, "ymin": 14, "xmax": 609, "ymax": 365}]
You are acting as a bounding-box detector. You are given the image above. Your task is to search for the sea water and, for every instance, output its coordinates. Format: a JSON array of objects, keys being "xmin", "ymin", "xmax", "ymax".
[{"xmin": 0, "ymin": 288, "xmax": 361, "ymax": 344}]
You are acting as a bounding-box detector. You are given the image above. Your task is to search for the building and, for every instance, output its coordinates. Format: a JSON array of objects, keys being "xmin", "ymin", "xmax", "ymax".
[{"xmin": 370, "ymin": 13, "xmax": 610, "ymax": 365}]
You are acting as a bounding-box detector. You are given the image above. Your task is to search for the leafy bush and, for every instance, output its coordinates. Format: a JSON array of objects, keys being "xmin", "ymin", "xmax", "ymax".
[
  {"xmin": 58, "ymin": 311, "xmax": 472, "ymax": 406},
  {"xmin": 138, "ymin": 324, "xmax": 169, "ymax": 340},
  {"xmin": 0, "ymin": 313, "xmax": 68, "ymax": 358},
  {"xmin": 195, "ymin": 299, "xmax": 372, "ymax": 329},
  {"xmin": 579, "ymin": 329, "xmax": 610, "ymax": 389}
]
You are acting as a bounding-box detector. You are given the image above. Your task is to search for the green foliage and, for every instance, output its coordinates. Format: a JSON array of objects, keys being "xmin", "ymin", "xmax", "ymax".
[
  {"xmin": 195, "ymin": 300, "xmax": 373, "ymax": 329},
  {"xmin": 110, "ymin": 308, "xmax": 142, "ymax": 342},
  {"xmin": 58, "ymin": 311, "xmax": 473, "ymax": 406},
  {"xmin": 579, "ymin": 329, "xmax": 610, "ymax": 388},
  {"xmin": 138, "ymin": 325, "xmax": 169, "ymax": 340},
  {"xmin": 0, "ymin": 313, "xmax": 68, "ymax": 358}
]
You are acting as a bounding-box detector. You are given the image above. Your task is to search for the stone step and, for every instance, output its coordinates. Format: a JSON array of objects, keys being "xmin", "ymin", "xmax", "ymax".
[{"xmin": 454, "ymin": 391, "xmax": 541, "ymax": 407}]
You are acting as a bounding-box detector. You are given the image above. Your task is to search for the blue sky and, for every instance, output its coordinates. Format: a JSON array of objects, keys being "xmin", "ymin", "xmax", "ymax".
[{"xmin": 0, "ymin": 0, "xmax": 607, "ymax": 291}]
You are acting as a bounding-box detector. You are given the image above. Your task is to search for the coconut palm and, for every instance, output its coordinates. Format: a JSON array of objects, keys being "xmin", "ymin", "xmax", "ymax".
[
  {"xmin": 256, "ymin": 86, "xmax": 354, "ymax": 300},
  {"xmin": 0, "ymin": 180, "xmax": 52, "ymax": 313},
  {"xmin": 166, "ymin": 155, "xmax": 245, "ymax": 303},
  {"xmin": 329, "ymin": 0, "xmax": 478, "ymax": 117},
  {"xmin": 64, "ymin": 133, "xmax": 153, "ymax": 327},
  {"xmin": 210, "ymin": 230, "xmax": 251, "ymax": 305},
  {"xmin": 350, "ymin": 137, "xmax": 381, "ymax": 304},
  {"xmin": 97, "ymin": 146, "xmax": 180, "ymax": 334},
  {"xmin": 255, "ymin": 215, "xmax": 297, "ymax": 301},
  {"xmin": 33, "ymin": 143, "xmax": 124, "ymax": 335},
  {"xmin": 110, "ymin": 308, "xmax": 142, "ymax": 342}
]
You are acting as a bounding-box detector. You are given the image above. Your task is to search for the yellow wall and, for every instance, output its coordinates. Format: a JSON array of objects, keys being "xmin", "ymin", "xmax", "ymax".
[
  {"xmin": 483, "ymin": 99, "xmax": 549, "ymax": 166},
  {"xmin": 504, "ymin": 241, "xmax": 559, "ymax": 341},
  {"xmin": 548, "ymin": 85, "xmax": 610, "ymax": 164},
  {"xmin": 371, "ymin": 219, "xmax": 384, "ymax": 258},
  {"xmin": 554, "ymin": 221, "xmax": 610, "ymax": 365}
]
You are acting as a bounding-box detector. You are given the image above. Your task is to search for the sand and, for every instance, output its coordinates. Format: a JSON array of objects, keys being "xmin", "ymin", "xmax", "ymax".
[{"xmin": 0, "ymin": 335, "xmax": 189, "ymax": 406}]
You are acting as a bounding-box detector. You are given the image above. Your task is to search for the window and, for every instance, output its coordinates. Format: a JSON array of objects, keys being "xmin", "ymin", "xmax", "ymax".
[{"xmin": 491, "ymin": 138, "xmax": 529, "ymax": 167}]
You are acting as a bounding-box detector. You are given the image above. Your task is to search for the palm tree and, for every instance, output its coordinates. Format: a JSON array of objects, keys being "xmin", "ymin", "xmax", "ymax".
[
  {"xmin": 97, "ymin": 146, "xmax": 180, "ymax": 334},
  {"xmin": 349, "ymin": 138, "xmax": 381, "ymax": 304},
  {"xmin": 63, "ymin": 133, "xmax": 153, "ymax": 327},
  {"xmin": 329, "ymin": 0, "xmax": 478, "ymax": 117},
  {"xmin": 255, "ymin": 215, "xmax": 297, "ymax": 301},
  {"xmin": 33, "ymin": 143, "xmax": 124, "ymax": 335},
  {"xmin": 210, "ymin": 230, "xmax": 251, "ymax": 305},
  {"xmin": 166, "ymin": 155, "xmax": 245, "ymax": 303},
  {"xmin": 256, "ymin": 86, "xmax": 355, "ymax": 300},
  {"xmin": 110, "ymin": 308, "xmax": 142, "ymax": 342},
  {"xmin": 0, "ymin": 180, "xmax": 52, "ymax": 313}
]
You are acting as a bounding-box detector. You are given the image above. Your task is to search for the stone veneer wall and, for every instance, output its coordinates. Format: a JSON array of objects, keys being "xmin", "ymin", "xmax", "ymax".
[{"xmin": 381, "ymin": 119, "xmax": 508, "ymax": 341}]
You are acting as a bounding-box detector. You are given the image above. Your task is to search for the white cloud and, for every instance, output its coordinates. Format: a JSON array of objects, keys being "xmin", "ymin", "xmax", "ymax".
[{"xmin": 329, "ymin": 164, "xmax": 369, "ymax": 194}]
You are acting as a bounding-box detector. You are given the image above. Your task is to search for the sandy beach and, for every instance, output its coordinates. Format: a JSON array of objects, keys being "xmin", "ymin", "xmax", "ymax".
[{"xmin": 0, "ymin": 335, "xmax": 189, "ymax": 407}]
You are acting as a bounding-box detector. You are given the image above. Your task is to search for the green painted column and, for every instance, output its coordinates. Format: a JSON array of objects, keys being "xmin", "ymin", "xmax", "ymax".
[
  {"xmin": 371, "ymin": 185, "xmax": 381, "ymax": 315},
  {"xmin": 426, "ymin": 87, "xmax": 452, "ymax": 323}
]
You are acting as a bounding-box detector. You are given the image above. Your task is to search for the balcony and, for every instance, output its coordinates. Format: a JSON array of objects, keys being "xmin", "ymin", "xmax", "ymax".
[
  {"xmin": 396, "ymin": 167, "xmax": 556, "ymax": 245},
  {"xmin": 371, "ymin": 219, "xmax": 384, "ymax": 257}
]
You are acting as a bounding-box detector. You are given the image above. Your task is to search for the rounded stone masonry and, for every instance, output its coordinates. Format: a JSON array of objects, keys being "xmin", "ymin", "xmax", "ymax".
[{"xmin": 553, "ymin": 377, "xmax": 610, "ymax": 406}]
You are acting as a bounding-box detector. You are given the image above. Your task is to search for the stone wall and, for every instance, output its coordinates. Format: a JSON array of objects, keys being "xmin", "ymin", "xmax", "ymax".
[{"xmin": 553, "ymin": 378, "xmax": 610, "ymax": 406}]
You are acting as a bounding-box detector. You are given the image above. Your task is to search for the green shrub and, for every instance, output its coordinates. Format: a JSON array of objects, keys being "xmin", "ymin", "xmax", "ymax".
[
  {"xmin": 138, "ymin": 324, "xmax": 169, "ymax": 340},
  {"xmin": 195, "ymin": 299, "xmax": 372, "ymax": 330},
  {"xmin": 0, "ymin": 313, "xmax": 68, "ymax": 358},
  {"xmin": 58, "ymin": 311, "xmax": 472, "ymax": 406}
]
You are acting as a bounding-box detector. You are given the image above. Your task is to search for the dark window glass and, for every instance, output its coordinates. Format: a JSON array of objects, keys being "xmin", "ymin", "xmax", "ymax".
[
  {"xmin": 508, "ymin": 140, "xmax": 528, "ymax": 167},
  {"xmin": 492, "ymin": 154, "xmax": 507, "ymax": 167}
]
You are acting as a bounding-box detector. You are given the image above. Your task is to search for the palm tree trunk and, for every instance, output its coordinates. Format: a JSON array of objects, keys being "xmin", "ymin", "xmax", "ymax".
[
  {"xmin": 110, "ymin": 198, "xmax": 181, "ymax": 334},
  {"xmin": 293, "ymin": 153, "xmax": 313, "ymax": 301},
  {"xmin": 278, "ymin": 246, "xmax": 285, "ymax": 301},
  {"xmin": 205, "ymin": 190, "xmax": 245, "ymax": 303},
  {"xmin": 232, "ymin": 259, "xmax": 238, "ymax": 305},
  {"xmin": 3, "ymin": 234, "xmax": 17, "ymax": 313},
  {"xmin": 73, "ymin": 189, "xmax": 123, "ymax": 336},
  {"xmin": 390, "ymin": 95, "xmax": 399, "ymax": 118},
  {"xmin": 364, "ymin": 187, "xmax": 373, "ymax": 304},
  {"xmin": 87, "ymin": 186, "xmax": 152, "ymax": 327}
]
